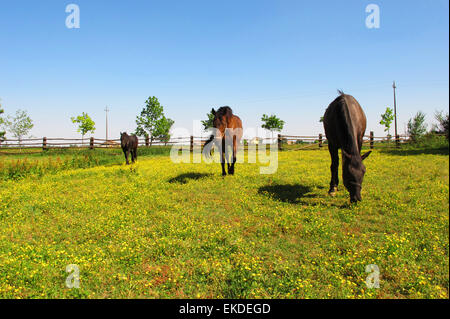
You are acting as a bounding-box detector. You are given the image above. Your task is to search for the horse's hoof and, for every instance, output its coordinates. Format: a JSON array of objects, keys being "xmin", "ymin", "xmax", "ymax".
[{"xmin": 328, "ymin": 187, "xmax": 337, "ymax": 197}]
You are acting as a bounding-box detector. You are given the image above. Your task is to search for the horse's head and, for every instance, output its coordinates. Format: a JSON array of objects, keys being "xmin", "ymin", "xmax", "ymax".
[
  {"xmin": 342, "ymin": 150, "xmax": 371, "ymax": 203},
  {"xmin": 211, "ymin": 107, "xmax": 233, "ymax": 138},
  {"xmin": 211, "ymin": 108, "xmax": 224, "ymax": 138}
]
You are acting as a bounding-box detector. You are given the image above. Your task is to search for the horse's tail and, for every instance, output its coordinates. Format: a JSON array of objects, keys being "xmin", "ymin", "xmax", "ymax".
[{"xmin": 203, "ymin": 135, "xmax": 215, "ymax": 158}]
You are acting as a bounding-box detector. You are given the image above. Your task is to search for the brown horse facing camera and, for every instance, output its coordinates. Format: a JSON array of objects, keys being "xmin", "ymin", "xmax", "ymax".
[
  {"xmin": 203, "ymin": 106, "xmax": 243, "ymax": 176},
  {"xmin": 323, "ymin": 91, "xmax": 371, "ymax": 203},
  {"xmin": 120, "ymin": 132, "xmax": 138, "ymax": 165}
]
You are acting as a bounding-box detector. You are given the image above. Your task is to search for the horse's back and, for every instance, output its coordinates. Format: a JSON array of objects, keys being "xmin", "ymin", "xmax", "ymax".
[
  {"xmin": 324, "ymin": 93, "xmax": 366, "ymax": 148},
  {"xmin": 232, "ymin": 115, "xmax": 243, "ymax": 128},
  {"xmin": 131, "ymin": 135, "xmax": 138, "ymax": 148},
  {"xmin": 345, "ymin": 95, "xmax": 366, "ymax": 142},
  {"xmin": 121, "ymin": 134, "xmax": 139, "ymax": 149},
  {"xmin": 230, "ymin": 115, "xmax": 243, "ymax": 140}
]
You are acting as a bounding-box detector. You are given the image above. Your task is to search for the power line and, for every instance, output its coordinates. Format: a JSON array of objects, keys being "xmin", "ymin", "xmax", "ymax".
[
  {"xmin": 393, "ymin": 81, "xmax": 398, "ymax": 147},
  {"xmin": 105, "ymin": 106, "xmax": 109, "ymax": 142}
]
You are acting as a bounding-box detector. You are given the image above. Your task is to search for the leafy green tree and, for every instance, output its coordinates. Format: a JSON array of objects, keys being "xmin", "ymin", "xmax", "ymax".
[
  {"xmin": 71, "ymin": 112, "xmax": 96, "ymax": 143},
  {"xmin": 0, "ymin": 99, "xmax": 5, "ymax": 141},
  {"xmin": 154, "ymin": 116, "xmax": 175, "ymax": 145},
  {"xmin": 434, "ymin": 110, "xmax": 449, "ymax": 141},
  {"xmin": 380, "ymin": 107, "xmax": 394, "ymax": 138},
  {"xmin": 201, "ymin": 110, "xmax": 215, "ymax": 131},
  {"xmin": 261, "ymin": 114, "xmax": 285, "ymax": 141},
  {"xmin": 407, "ymin": 111, "xmax": 427, "ymax": 142},
  {"xmin": 3, "ymin": 109, "xmax": 34, "ymax": 145},
  {"xmin": 135, "ymin": 96, "xmax": 173, "ymax": 146}
]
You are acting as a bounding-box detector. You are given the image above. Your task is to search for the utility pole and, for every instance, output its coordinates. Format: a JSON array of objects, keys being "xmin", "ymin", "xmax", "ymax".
[
  {"xmin": 393, "ymin": 81, "xmax": 398, "ymax": 147},
  {"xmin": 105, "ymin": 106, "xmax": 109, "ymax": 143}
]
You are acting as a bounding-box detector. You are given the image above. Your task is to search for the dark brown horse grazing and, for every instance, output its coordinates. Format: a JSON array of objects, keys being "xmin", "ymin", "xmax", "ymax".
[
  {"xmin": 120, "ymin": 132, "xmax": 138, "ymax": 165},
  {"xmin": 203, "ymin": 106, "xmax": 243, "ymax": 176},
  {"xmin": 323, "ymin": 91, "xmax": 371, "ymax": 203}
]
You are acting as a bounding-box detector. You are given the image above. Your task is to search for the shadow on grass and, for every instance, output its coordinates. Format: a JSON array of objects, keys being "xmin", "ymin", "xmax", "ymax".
[
  {"xmin": 258, "ymin": 184, "xmax": 317, "ymax": 204},
  {"xmin": 168, "ymin": 172, "xmax": 213, "ymax": 184},
  {"xmin": 258, "ymin": 183, "xmax": 354, "ymax": 208}
]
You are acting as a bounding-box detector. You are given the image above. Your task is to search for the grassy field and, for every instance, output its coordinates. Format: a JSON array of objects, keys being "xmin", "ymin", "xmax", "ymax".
[
  {"xmin": 0, "ymin": 146, "xmax": 448, "ymax": 299},
  {"xmin": 0, "ymin": 147, "xmax": 171, "ymax": 180}
]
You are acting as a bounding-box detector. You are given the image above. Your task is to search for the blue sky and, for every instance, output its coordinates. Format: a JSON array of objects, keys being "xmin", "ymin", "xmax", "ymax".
[{"xmin": 0, "ymin": 0, "xmax": 448, "ymax": 139}]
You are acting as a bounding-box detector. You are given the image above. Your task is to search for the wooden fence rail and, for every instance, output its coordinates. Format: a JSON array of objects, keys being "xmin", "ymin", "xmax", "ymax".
[
  {"xmin": 0, "ymin": 132, "xmax": 421, "ymax": 153},
  {"xmin": 277, "ymin": 131, "xmax": 412, "ymax": 151}
]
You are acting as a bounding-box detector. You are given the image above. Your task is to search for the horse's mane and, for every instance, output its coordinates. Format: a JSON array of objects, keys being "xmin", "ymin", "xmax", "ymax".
[{"xmin": 216, "ymin": 106, "xmax": 233, "ymax": 120}]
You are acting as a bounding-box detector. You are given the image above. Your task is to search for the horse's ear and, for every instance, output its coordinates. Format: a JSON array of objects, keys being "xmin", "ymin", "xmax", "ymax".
[
  {"xmin": 211, "ymin": 108, "xmax": 216, "ymax": 115},
  {"xmin": 361, "ymin": 151, "xmax": 372, "ymax": 161}
]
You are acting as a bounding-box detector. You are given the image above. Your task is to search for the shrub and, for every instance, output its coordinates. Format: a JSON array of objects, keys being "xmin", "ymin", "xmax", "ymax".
[{"xmin": 407, "ymin": 112, "xmax": 427, "ymax": 143}]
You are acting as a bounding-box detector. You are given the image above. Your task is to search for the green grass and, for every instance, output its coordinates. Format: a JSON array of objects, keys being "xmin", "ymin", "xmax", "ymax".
[
  {"xmin": 0, "ymin": 146, "xmax": 448, "ymax": 299},
  {"xmin": 0, "ymin": 146, "xmax": 172, "ymax": 180}
]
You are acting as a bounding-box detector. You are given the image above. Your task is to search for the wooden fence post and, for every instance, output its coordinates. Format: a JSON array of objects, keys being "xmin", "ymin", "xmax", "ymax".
[
  {"xmin": 145, "ymin": 136, "xmax": 149, "ymax": 147},
  {"xmin": 278, "ymin": 134, "xmax": 282, "ymax": 151},
  {"xmin": 370, "ymin": 131, "xmax": 374, "ymax": 149},
  {"xmin": 190, "ymin": 136, "xmax": 194, "ymax": 153},
  {"xmin": 395, "ymin": 134, "xmax": 400, "ymax": 148},
  {"xmin": 43, "ymin": 137, "xmax": 47, "ymax": 150},
  {"xmin": 90, "ymin": 137, "xmax": 94, "ymax": 149},
  {"xmin": 319, "ymin": 134, "xmax": 323, "ymax": 148}
]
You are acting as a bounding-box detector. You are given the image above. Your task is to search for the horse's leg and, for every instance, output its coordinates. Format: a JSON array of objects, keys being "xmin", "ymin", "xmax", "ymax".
[
  {"xmin": 221, "ymin": 138, "xmax": 226, "ymax": 176},
  {"xmin": 229, "ymin": 136, "xmax": 237, "ymax": 175},
  {"xmin": 133, "ymin": 148, "xmax": 137, "ymax": 162},
  {"xmin": 122, "ymin": 149, "xmax": 128, "ymax": 165},
  {"xmin": 131, "ymin": 149, "xmax": 135, "ymax": 163},
  {"xmin": 131, "ymin": 147, "xmax": 136, "ymax": 163},
  {"xmin": 328, "ymin": 144, "xmax": 339, "ymax": 196},
  {"xmin": 126, "ymin": 150, "xmax": 130, "ymax": 165},
  {"xmin": 226, "ymin": 147, "xmax": 231, "ymax": 173}
]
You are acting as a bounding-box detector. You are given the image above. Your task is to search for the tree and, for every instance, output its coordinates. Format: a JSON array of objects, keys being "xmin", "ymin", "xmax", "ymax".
[
  {"xmin": 3, "ymin": 109, "xmax": 34, "ymax": 145},
  {"xmin": 261, "ymin": 114, "xmax": 285, "ymax": 142},
  {"xmin": 71, "ymin": 112, "xmax": 96, "ymax": 143},
  {"xmin": 0, "ymin": 99, "xmax": 5, "ymax": 141},
  {"xmin": 201, "ymin": 110, "xmax": 215, "ymax": 131},
  {"xmin": 135, "ymin": 96, "xmax": 173, "ymax": 146},
  {"xmin": 154, "ymin": 116, "xmax": 174, "ymax": 145},
  {"xmin": 407, "ymin": 111, "xmax": 427, "ymax": 142},
  {"xmin": 380, "ymin": 107, "xmax": 394, "ymax": 138},
  {"xmin": 433, "ymin": 110, "xmax": 449, "ymax": 141}
]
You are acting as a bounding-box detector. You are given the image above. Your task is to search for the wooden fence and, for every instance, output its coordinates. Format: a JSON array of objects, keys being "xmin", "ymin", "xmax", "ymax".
[
  {"xmin": 0, "ymin": 136, "xmax": 211, "ymax": 151},
  {"xmin": 0, "ymin": 132, "xmax": 412, "ymax": 152},
  {"xmin": 277, "ymin": 132, "xmax": 411, "ymax": 151}
]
